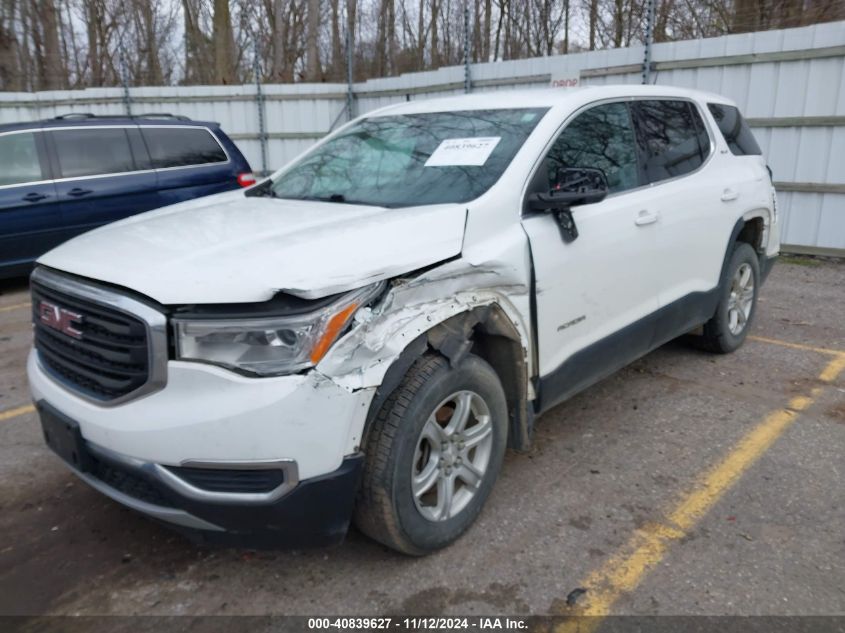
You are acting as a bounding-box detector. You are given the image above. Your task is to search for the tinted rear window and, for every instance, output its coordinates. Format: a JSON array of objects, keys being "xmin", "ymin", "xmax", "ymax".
[
  {"xmin": 707, "ymin": 104, "xmax": 762, "ymax": 156},
  {"xmin": 632, "ymin": 100, "xmax": 710, "ymax": 183},
  {"xmin": 53, "ymin": 128, "xmax": 136, "ymax": 178},
  {"xmin": 0, "ymin": 132, "xmax": 45, "ymax": 186},
  {"xmin": 141, "ymin": 127, "xmax": 227, "ymax": 168}
]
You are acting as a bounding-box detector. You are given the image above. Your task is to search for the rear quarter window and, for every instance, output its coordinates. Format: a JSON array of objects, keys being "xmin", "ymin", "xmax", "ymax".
[
  {"xmin": 141, "ymin": 127, "xmax": 228, "ymax": 169},
  {"xmin": 631, "ymin": 100, "xmax": 710, "ymax": 184},
  {"xmin": 707, "ymin": 104, "xmax": 762, "ymax": 156}
]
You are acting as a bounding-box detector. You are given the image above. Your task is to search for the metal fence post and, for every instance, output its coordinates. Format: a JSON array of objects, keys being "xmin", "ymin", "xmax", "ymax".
[
  {"xmin": 642, "ymin": 0, "xmax": 656, "ymax": 84},
  {"xmin": 253, "ymin": 40, "xmax": 268, "ymax": 176},
  {"xmin": 463, "ymin": 1, "xmax": 472, "ymax": 93}
]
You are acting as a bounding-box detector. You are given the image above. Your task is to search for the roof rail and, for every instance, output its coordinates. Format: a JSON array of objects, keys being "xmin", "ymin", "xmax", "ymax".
[
  {"xmin": 52, "ymin": 112, "xmax": 191, "ymax": 121},
  {"xmin": 135, "ymin": 113, "xmax": 191, "ymax": 121}
]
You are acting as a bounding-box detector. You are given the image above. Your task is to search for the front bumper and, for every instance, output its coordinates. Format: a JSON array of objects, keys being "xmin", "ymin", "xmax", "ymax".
[
  {"xmin": 28, "ymin": 347, "xmax": 376, "ymax": 547},
  {"xmin": 37, "ymin": 400, "xmax": 364, "ymax": 547},
  {"xmin": 28, "ymin": 350, "xmax": 374, "ymax": 480}
]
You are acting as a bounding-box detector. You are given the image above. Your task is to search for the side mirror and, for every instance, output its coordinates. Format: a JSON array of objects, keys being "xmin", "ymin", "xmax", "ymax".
[{"xmin": 527, "ymin": 167, "xmax": 609, "ymax": 243}]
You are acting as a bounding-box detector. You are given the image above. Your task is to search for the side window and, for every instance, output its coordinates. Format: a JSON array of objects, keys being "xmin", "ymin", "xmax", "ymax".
[
  {"xmin": 546, "ymin": 102, "xmax": 640, "ymax": 194},
  {"xmin": 0, "ymin": 132, "xmax": 46, "ymax": 187},
  {"xmin": 141, "ymin": 127, "xmax": 227, "ymax": 169},
  {"xmin": 631, "ymin": 100, "xmax": 709, "ymax": 183},
  {"xmin": 707, "ymin": 103, "xmax": 762, "ymax": 156},
  {"xmin": 52, "ymin": 128, "xmax": 136, "ymax": 178}
]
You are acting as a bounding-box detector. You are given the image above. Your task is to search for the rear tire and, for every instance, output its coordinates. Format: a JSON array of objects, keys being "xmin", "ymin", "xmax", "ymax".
[
  {"xmin": 354, "ymin": 353, "xmax": 508, "ymax": 555},
  {"xmin": 699, "ymin": 242, "xmax": 760, "ymax": 354}
]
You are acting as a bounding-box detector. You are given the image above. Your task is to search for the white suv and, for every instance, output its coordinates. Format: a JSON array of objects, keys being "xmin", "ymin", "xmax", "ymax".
[{"xmin": 28, "ymin": 86, "xmax": 778, "ymax": 554}]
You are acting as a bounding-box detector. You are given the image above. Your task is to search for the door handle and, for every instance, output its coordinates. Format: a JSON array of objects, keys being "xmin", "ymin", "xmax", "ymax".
[
  {"xmin": 635, "ymin": 209, "xmax": 659, "ymax": 226},
  {"xmin": 22, "ymin": 192, "xmax": 48, "ymax": 203},
  {"xmin": 721, "ymin": 188, "xmax": 739, "ymax": 202},
  {"xmin": 67, "ymin": 187, "xmax": 93, "ymax": 197}
]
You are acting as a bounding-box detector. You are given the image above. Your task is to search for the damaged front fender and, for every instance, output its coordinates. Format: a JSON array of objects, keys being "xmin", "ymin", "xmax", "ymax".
[{"xmin": 317, "ymin": 257, "xmax": 533, "ymax": 393}]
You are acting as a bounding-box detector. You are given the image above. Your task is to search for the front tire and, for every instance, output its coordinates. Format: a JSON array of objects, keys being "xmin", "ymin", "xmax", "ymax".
[
  {"xmin": 699, "ymin": 242, "xmax": 760, "ymax": 354},
  {"xmin": 354, "ymin": 353, "xmax": 508, "ymax": 555}
]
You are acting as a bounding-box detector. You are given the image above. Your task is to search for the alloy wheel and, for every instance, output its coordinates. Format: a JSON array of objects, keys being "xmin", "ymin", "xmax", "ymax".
[
  {"xmin": 411, "ymin": 390, "xmax": 494, "ymax": 522},
  {"xmin": 727, "ymin": 262, "xmax": 755, "ymax": 335}
]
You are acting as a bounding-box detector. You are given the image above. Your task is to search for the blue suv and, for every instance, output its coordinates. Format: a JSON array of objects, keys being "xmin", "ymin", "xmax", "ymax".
[{"xmin": 0, "ymin": 113, "xmax": 254, "ymax": 279}]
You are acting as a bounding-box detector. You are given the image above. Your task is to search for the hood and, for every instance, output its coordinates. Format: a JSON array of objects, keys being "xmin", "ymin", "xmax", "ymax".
[{"xmin": 38, "ymin": 190, "xmax": 467, "ymax": 304}]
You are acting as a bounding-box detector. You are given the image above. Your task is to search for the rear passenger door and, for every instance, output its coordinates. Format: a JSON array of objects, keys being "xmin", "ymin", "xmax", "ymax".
[
  {"xmin": 629, "ymin": 100, "xmax": 730, "ymax": 314},
  {"xmin": 139, "ymin": 126, "xmax": 234, "ymax": 207},
  {"xmin": 0, "ymin": 130, "xmax": 62, "ymax": 272},
  {"xmin": 48, "ymin": 126, "xmax": 159, "ymax": 240}
]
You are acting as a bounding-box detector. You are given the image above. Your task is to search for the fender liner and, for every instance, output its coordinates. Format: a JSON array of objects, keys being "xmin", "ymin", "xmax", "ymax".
[{"xmin": 361, "ymin": 305, "xmax": 534, "ymax": 453}]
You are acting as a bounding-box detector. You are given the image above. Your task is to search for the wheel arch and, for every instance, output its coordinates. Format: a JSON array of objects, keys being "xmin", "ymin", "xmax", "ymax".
[
  {"xmin": 719, "ymin": 211, "xmax": 770, "ymax": 289},
  {"xmin": 359, "ymin": 304, "xmax": 534, "ymax": 454}
]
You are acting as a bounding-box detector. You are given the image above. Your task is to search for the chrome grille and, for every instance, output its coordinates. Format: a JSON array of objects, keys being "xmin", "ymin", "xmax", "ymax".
[{"xmin": 31, "ymin": 268, "xmax": 167, "ymax": 404}]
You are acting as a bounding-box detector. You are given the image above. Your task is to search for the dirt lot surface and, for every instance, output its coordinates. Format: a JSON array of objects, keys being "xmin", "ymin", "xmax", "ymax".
[{"xmin": 1, "ymin": 257, "xmax": 843, "ymax": 625}]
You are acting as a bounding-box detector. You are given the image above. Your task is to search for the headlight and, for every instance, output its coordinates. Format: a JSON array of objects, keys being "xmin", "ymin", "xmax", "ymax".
[{"xmin": 173, "ymin": 283, "xmax": 383, "ymax": 376}]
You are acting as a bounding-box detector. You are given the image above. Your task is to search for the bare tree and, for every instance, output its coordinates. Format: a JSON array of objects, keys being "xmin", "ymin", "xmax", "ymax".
[
  {"xmin": 305, "ymin": 0, "xmax": 320, "ymax": 80},
  {"xmin": 212, "ymin": 0, "xmax": 236, "ymax": 83},
  {"xmin": 33, "ymin": 0, "xmax": 65, "ymax": 89},
  {"xmin": 3, "ymin": 0, "xmax": 845, "ymax": 92}
]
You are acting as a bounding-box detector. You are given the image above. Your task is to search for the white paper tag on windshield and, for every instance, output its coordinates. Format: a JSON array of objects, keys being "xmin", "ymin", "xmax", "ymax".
[{"xmin": 424, "ymin": 137, "xmax": 502, "ymax": 167}]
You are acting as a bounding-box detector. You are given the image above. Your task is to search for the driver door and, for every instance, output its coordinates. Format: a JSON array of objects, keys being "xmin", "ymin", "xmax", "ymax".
[{"xmin": 521, "ymin": 101, "xmax": 662, "ymax": 411}]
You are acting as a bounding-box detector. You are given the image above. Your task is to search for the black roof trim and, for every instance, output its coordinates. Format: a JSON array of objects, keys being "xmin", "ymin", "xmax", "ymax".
[{"xmin": 53, "ymin": 112, "xmax": 191, "ymax": 121}]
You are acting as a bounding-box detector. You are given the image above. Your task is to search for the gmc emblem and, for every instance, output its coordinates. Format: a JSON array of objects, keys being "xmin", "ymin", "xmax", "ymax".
[{"xmin": 38, "ymin": 301, "xmax": 84, "ymax": 339}]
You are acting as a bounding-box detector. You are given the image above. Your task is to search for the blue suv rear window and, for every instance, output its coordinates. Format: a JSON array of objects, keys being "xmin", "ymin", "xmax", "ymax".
[{"xmin": 141, "ymin": 127, "xmax": 227, "ymax": 169}]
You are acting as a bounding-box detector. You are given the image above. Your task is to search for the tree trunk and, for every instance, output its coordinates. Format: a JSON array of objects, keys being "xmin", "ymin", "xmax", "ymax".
[
  {"xmin": 305, "ymin": 0, "xmax": 321, "ymax": 81},
  {"xmin": 386, "ymin": 0, "xmax": 397, "ymax": 74},
  {"xmin": 348, "ymin": 0, "xmax": 357, "ymax": 80},
  {"xmin": 139, "ymin": 1, "xmax": 163, "ymax": 84},
  {"xmin": 0, "ymin": 0, "xmax": 21, "ymax": 91},
  {"xmin": 654, "ymin": 0, "xmax": 674, "ymax": 43},
  {"xmin": 212, "ymin": 0, "xmax": 236, "ymax": 84},
  {"xmin": 493, "ymin": 0, "xmax": 505, "ymax": 61},
  {"xmin": 430, "ymin": 0, "xmax": 439, "ymax": 68},
  {"xmin": 417, "ymin": 0, "xmax": 426, "ymax": 68},
  {"xmin": 330, "ymin": 0, "xmax": 342, "ymax": 80},
  {"xmin": 613, "ymin": 0, "xmax": 624, "ymax": 47},
  {"xmin": 375, "ymin": 0, "xmax": 386, "ymax": 75},
  {"xmin": 731, "ymin": 0, "xmax": 759, "ymax": 33},
  {"xmin": 589, "ymin": 0, "xmax": 598, "ymax": 50},
  {"xmin": 563, "ymin": 0, "xmax": 569, "ymax": 53},
  {"xmin": 35, "ymin": 0, "xmax": 64, "ymax": 89},
  {"xmin": 483, "ymin": 0, "xmax": 491, "ymax": 60},
  {"xmin": 270, "ymin": 0, "xmax": 286, "ymax": 81}
]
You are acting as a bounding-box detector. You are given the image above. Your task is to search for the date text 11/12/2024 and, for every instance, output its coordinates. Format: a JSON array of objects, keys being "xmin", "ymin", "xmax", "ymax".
[{"xmin": 307, "ymin": 617, "xmax": 528, "ymax": 630}]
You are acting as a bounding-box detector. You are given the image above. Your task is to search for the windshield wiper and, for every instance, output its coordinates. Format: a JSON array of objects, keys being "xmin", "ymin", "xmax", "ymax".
[
  {"xmin": 296, "ymin": 193, "xmax": 366, "ymax": 204},
  {"xmin": 272, "ymin": 193, "xmax": 383, "ymax": 207},
  {"xmin": 244, "ymin": 179, "xmax": 277, "ymax": 198},
  {"xmin": 301, "ymin": 193, "xmax": 348, "ymax": 203}
]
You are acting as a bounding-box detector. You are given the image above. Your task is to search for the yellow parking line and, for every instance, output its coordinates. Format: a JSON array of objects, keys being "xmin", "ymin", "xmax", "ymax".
[
  {"xmin": 556, "ymin": 354, "xmax": 844, "ymax": 631},
  {"xmin": 0, "ymin": 404, "xmax": 35, "ymax": 422},
  {"xmin": 0, "ymin": 302, "xmax": 30, "ymax": 314},
  {"xmin": 748, "ymin": 335, "xmax": 845, "ymax": 357},
  {"xmin": 819, "ymin": 355, "xmax": 845, "ymax": 383}
]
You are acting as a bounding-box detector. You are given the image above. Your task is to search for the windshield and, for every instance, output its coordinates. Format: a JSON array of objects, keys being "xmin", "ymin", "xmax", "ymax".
[{"xmin": 270, "ymin": 108, "xmax": 548, "ymax": 208}]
